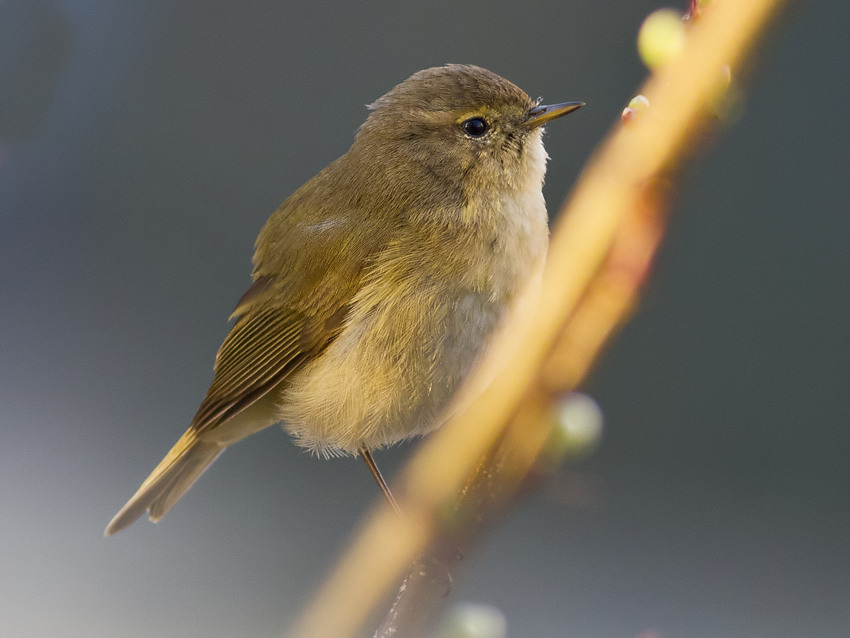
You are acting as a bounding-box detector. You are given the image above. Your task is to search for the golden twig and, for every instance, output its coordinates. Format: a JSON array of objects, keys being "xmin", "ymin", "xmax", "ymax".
[{"xmin": 288, "ymin": 1, "xmax": 786, "ymax": 636}]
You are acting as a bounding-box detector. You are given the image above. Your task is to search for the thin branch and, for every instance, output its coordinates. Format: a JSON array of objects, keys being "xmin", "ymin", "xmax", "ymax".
[
  {"xmin": 370, "ymin": 170, "xmax": 673, "ymax": 638},
  {"xmin": 287, "ymin": 1, "xmax": 786, "ymax": 636}
]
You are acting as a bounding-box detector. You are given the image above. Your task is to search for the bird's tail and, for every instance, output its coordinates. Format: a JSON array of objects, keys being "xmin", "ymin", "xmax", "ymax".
[{"xmin": 104, "ymin": 430, "xmax": 223, "ymax": 536}]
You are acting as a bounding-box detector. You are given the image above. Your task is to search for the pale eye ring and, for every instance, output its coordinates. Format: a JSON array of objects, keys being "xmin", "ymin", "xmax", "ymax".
[{"xmin": 461, "ymin": 117, "xmax": 490, "ymax": 137}]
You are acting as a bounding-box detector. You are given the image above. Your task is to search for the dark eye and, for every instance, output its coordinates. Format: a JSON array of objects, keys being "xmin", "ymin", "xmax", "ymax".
[{"xmin": 462, "ymin": 117, "xmax": 490, "ymax": 137}]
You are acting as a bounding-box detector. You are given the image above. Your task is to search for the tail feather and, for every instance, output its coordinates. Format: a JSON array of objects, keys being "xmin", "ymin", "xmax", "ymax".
[
  {"xmin": 148, "ymin": 443, "xmax": 223, "ymax": 522},
  {"xmin": 104, "ymin": 431, "xmax": 222, "ymax": 535},
  {"xmin": 106, "ymin": 391, "xmax": 281, "ymax": 535}
]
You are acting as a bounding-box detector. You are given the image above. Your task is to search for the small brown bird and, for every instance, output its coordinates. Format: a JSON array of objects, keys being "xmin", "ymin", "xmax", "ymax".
[{"xmin": 105, "ymin": 64, "xmax": 582, "ymax": 534}]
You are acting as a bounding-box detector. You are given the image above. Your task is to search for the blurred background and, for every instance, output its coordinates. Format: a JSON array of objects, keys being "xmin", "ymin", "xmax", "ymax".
[{"xmin": 1, "ymin": 1, "xmax": 847, "ymax": 636}]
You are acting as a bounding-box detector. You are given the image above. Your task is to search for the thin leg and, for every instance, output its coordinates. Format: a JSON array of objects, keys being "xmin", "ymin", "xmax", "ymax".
[{"xmin": 359, "ymin": 445, "xmax": 402, "ymax": 515}]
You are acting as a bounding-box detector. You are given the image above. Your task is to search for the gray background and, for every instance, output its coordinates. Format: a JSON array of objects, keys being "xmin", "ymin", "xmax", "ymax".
[{"xmin": 1, "ymin": 1, "xmax": 847, "ymax": 637}]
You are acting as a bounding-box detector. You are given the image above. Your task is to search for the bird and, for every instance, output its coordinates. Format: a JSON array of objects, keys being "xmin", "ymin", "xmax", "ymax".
[{"xmin": 105, "ymin": 64, "xmax": 583, "ymax": 535}]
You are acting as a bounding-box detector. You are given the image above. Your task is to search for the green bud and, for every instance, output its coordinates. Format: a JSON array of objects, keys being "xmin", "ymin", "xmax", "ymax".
[{"xmin": 638, "ymin": 9, "xmax": 686, "ymax": 69}]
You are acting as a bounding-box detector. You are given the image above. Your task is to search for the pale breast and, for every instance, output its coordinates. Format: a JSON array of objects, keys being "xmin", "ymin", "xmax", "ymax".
[{"xmin": 464, "ymin": 127, "xmax": 550, "ymax": 301}]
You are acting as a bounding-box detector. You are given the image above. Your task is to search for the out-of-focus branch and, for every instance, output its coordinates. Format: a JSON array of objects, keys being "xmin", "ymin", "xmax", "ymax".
[
  {"xmin": 288, "ymin": 1, "xmax": 785, "ymax": 636},
  {"xmin": 370, "ymin": 157, "xmax": 673, "ymax": 638}
]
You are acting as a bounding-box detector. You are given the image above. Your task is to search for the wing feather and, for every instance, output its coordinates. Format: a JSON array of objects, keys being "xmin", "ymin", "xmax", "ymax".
[{"xmin": 190, "ymin": 298, "xmax": 347, "ymax": 437}]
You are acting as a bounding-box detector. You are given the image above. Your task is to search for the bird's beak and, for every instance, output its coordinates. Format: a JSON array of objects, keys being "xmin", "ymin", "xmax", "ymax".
[{"xmin": 523, "ymin": 101, "xmax": 585, "ymax": 128}]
